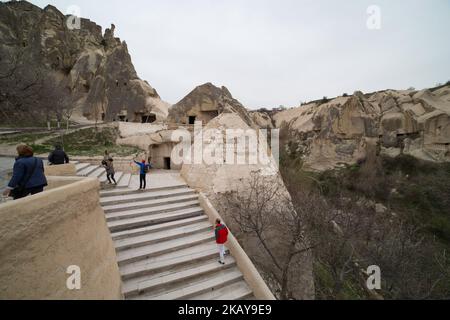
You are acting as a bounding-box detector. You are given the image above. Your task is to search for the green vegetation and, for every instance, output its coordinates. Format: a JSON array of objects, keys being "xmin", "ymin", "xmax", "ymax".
[
  {"xmin": 40, "ymin": 127, "xmax": 140, "ymax": 157},
  {"xmin": 317, "ymin": 155, "xmax": 450, "ymax": 246},
  {"xmin": 0, "ymin": 132, "xmax": 54, "ymax": 146},
  {"xmin": 1, "ymin": 127, "xmax": 141, "ymax": 157},
  {"xmin": 0, "ymin": 120, "xmax": 77, "ymax": 129},
  {"xmin": 313, "ymin": 262, "xmax": 367, "ymax": 300},
  {"xmin": 280, "ymin": 149, "xmax": 450, "ymax": 300}
]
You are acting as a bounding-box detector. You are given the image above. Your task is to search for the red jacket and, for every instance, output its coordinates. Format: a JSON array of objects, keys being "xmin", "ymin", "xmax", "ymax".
[{"xmin": 215, "ymin": 224, "xmax": 229, "ymax": 244}]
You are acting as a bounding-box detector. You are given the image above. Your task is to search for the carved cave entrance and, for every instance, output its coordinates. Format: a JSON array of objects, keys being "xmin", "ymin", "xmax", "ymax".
[
  {"xmin": 164, "ymin": 157, "xmax": 171, "ymax": 170},
  {"xmin": 142, "ymin": 114, "xmax": 156, "ymax": 124}
]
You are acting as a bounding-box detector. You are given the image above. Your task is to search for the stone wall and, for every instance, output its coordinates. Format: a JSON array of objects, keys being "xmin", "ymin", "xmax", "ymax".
[
  {"xmin": 44, "ymin": 164, "xmax": 77, "ymax": 177},
  {"xmin": 0, "ymin": 176, "xmax": 122, "ymax": 300}
]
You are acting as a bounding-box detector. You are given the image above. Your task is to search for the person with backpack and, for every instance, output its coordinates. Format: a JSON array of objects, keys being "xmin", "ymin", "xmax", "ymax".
[
  {"xmin": 2, "ymin": 144, "xmax": 48, "ymax": 200},
  {"xmin": 103, "ymin": 157, "xmax": 117, "ymax": 185},
  {"xmin": 215, "ymin": 219, "xmax": 229, "ymax": 265},
  {"xmin": 48, "ymin": 144, "xmax": 69, "ymax": 165},
  {"xmin": 133, "ymin": 157, "xmax": 152, "ymax": 190}
]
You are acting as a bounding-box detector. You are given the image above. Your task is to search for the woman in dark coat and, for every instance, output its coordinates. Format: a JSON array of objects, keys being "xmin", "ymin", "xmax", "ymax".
[
  {"xmin": 2, "ymin": 144, "xmax": 48, "ymax": 200},
  {"xmin": 103, "ymin": 157, "xmax": 117, "ymax": 185},
  {"xmin": 48, "ymin": 144, "xmax": 69, "ymax": 165}
]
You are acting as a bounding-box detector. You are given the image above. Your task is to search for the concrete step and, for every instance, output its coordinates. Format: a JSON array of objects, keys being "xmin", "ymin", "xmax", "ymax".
[
  {"xmin": 131, "ymin": 267, "xmax": 244, "ymax": 300},
  {"xmin": 88, "ymin": 167, "xmax": 106, "ymax": 178},
  {"xmin": 100, "ymin": 187, "xmax": 196, "ymax": 206},
  {"xmin": 75, "ymin": 163, "xmax": 90, "ymax": 172},
  {"xmin": 188, "ymin": 280, "xmax": 253, "ymax": 300},
  {"xmin": 77, "ymin": 165, "xmax": 100, "ymax": 176},
  {"xmin": 114, "ymin": 172, "xmax": 125, "ymax": 184},
  {"xmin": 114, "ymin": 221, "xmax": 212, "ymax": 251},
  {"xmin": 119, "ymin": 242, "xmax": 224, "ymax": 280},
  {"xmin": 111, "ymin": 215, "xmax": 208, "ymax": 241},
  {"xmin": 123, "ymin": 257, "xmax": 237, "ymax": 298},
  {"xmin": 107, "ymin": 207, "xmax": 205, "ymax": 233},
  {"xmin": 100, "ymin": 183, "xmax": 188, "ymax": 197},
  {"xmin": 116, "ymin": 232, "xmax": 214, "ymax": 266},
  {"xmin": 103, "ymin": 194, "xmax": 199, "ymax": 214},
  {"xmin": 106, "ymin": 200, "xmax": 201, "ymax": 222},
  {"xmin": 100, "ymin": 171, "xmax": 124, "ymax": 183},
  {"xmin": 117, "ymin": 173, "xmax": 132, "ymax": 187}
]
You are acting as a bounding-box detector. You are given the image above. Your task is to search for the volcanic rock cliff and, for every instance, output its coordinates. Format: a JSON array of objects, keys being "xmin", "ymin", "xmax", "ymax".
[
  {"xmin": 252, "ymin": 85, "xmax": 450, "ymax": 171},
  {"xmin": 168, "ymin": 83, "xmax": 255, "ymax": 128},
  {"xmin": 0, "ymin": 1, "xmax": 168, "ymax": 124}
]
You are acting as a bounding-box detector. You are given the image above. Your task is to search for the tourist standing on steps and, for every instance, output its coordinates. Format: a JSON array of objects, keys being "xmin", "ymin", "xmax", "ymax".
[
  {"xmin": 215, "ymin": 219, "xmax": 229, "ymax": 265},
  {"xmin": 48, "ymin": 144, "xmax": 69, "ymax": 165},
  {"xmin": 103, "ymin": 157, "xmax": 117, "ymax": 185},
  {"xmin": 2, "ymin": 144, "xmax": 48, "ymax": 200},
  {"xmin": 132, "ymin": 157, "xmax": 151, "ymax": 190}
]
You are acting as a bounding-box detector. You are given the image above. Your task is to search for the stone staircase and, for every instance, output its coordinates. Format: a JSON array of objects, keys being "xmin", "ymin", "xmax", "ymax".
[{"xmin": 75, "ymin": 164, "xmax": 256, "ymax": 300}]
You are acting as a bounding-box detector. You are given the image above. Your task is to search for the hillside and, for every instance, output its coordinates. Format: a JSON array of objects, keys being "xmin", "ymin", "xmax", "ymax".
[
  {"xmin": 0, "ymin": 1, "xmax": 169, "ymax": 125},
  {"xmin": 252, "ymin": 85, "xmax": 450, "ymax": 171}
]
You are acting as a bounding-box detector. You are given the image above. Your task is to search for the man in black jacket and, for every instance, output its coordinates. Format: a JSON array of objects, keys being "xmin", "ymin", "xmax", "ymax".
[{"xmin": 48, "ymin": 145, "xmax": 70, "ymax": 165}]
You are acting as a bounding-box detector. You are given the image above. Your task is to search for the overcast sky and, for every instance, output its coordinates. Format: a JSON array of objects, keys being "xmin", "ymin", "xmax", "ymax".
[{"xmin": 28, "ymin": 0, "xmax": 450, "ymax": 109}]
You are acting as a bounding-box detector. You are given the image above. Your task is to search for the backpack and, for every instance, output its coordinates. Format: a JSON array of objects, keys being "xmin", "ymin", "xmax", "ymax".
[
  {"xmin": 144, "ymin": 164, "xmax": 151, "ymax": 173},
  {"xmin": 215, "ymin": 224, "xmax": 229, "ymax": 244}
]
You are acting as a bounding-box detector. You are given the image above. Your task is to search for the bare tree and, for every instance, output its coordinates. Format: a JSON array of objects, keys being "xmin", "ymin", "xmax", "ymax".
[
  {"xmin": 282, "ymin": 167, "xmax": 450, "ymax": 300},
  {"xmin": 0, "ymin": 49, "xmax": 44, "ymax": 125},
  {"xmin": 219, "ymin": 171, "xmax": 315, "ymax": 300},
  {"xmin": 56, "ymin": 86, "xmax": 79, "ymax": 132},
  {"xmin": 220, "ymin": 167, "xmax": 450, "ymax": 300}
]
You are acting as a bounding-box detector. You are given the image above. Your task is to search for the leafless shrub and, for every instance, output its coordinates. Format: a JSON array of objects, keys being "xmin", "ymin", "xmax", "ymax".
[
  {"xmin": 285, "ymin": 171, "xmax": 450, "ymax": 300},
  {"xmin": 220, "ymin": 166, "xmax": 450, "ymax": 300},
  {"xmin": 219, "ymin": 171, "xmax": 315, "ymax": 300}
]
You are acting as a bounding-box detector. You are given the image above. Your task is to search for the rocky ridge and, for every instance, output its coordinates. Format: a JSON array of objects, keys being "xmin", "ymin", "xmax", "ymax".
[
  {"xmin": 252, "ymin": 85, "xmax": 450, "ymax": 171},
  {"xmin": 0, "ymin": 1, "xmax": 169, "ymax": 124},
  {"xmin": 168, "ymin": 83, "xmax": 255, "ymax": 128}
]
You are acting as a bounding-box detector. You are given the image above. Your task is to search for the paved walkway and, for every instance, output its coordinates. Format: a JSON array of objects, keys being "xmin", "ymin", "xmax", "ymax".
[
  {"xmin": 127, "ymin": 170, "xmax": 186, "ymax": 190},
  {"xmin": 75, "ymin": 164, "xmax": 256, "ymax": 300}
]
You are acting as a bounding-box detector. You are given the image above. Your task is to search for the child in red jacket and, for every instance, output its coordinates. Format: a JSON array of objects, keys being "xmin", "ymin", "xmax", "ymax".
[{"xmin": 215, "ymin": 219, "xmax": 229, "ymax": 265}]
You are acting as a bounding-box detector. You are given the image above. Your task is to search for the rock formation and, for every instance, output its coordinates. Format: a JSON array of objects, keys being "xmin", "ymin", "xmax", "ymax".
[
  {"xmin": 116, "ymin": 83, "xmax": 259, "ymax": 169},
  {"xmin": 180, "ymin": 112, "xmax": 315, "ymax": 299},
  {"xmin": 168, "ymin": 82, "xmax": 255, "ymax": 127},
  {"xmin": 260, "ymin": 85, "xmax": 450, "ymax": 171},
  {"xmin": 0, "ymin": 1, "xmax": 169, "ymax": 124}
]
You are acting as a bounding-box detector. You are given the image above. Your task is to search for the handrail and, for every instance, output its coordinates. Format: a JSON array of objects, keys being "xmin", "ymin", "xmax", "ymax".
[{"xmin": 198, "ymin": 193, "xmax": 276, "ymax": 300}]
